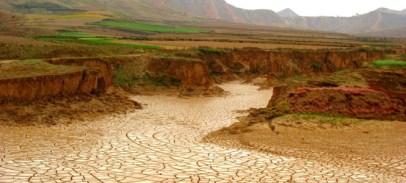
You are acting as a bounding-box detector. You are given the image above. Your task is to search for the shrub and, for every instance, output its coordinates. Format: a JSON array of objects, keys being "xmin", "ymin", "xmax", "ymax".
[
  {"xmin": 401, "ymin": 54, "xmax": 406, "ymax": 60},
  {"xmin": 310, "ymin": 61, "xmax": 322, "ymax": 71}
]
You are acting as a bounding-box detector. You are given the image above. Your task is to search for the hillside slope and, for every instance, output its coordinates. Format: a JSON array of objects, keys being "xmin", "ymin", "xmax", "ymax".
[
  {"xmin": 155, "ymin": 0, "xmax": 284, "ymax": 26},
  {"xmin": 1, "ymin": 0, "xmax": 406, "ymax": 37}
]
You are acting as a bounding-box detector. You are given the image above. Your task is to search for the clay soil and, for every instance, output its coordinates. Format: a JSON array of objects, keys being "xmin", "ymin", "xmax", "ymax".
[{"xmin": 207, "ymin": 115, "xmax": 406, "ymax": 177}]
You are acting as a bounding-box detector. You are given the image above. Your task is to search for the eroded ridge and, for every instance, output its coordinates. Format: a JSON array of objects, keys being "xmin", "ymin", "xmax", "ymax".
[{"xmin": 0, "ymin": 83, "xmax": 404, "ymax": 182}]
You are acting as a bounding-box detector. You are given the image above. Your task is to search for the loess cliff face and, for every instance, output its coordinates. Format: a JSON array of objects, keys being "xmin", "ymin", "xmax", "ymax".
[
  {"xmin": 0, "ymin": 59, "xmax": 114, "ymax": 102},
  {"xmin": 201, "ymin": 49, "xmax": 385, "ymax": 79},
  {"xmin": 147, "ymin": 57, "xmax": 213, "ymax": 88},
  {"xmin": 0, "ymin": 71, "xmax": 83, "ymax": 101},
  {"xmin": 48, "ymin": 58, "xmax": 114, "ymax": 90},
  {"xmin": 146, "ymin": 56, "xmax": 225, "ymax": 96}
]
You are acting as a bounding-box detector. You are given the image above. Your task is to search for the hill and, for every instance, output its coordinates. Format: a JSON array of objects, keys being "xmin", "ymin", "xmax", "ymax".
[
  {"xmin": 1, "ymin": 0, "xmax": 406, "ymax": 37},
  {"xmin": 278, "ymin": 8, "xmax": 299, "ymax": 18}
]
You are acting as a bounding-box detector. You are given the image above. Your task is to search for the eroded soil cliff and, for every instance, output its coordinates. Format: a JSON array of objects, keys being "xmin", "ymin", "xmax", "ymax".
[
  {"xmin": 200, "ymin": 48, "xmax": 385, "ymax": 79},
  {"xmin": 0, "ymin": 59, "xmax": 114, "ymax": 102}
]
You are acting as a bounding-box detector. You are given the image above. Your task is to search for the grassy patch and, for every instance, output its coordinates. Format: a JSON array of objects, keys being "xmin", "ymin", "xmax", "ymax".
[
  {"xmin": 372, "ymin": 60, "xmax": 406, "ymax": 68},
  {"xmin": 95, "ymin": 19, "xmax": 206, "ymax": 33},
  {"xmin": 326, "ymin": 69, "xmax": 367, "ymax": 87},
  {"xmin": 37, "ymin": 30, "xmax": 159, "ymax": 49},
  {"xmin": 274, "ymin": 113, "xmax": 362, "ymax": 126},
  {"xmin": 0, "ymin": 60, "xmax": 84, "ymax": 80}
]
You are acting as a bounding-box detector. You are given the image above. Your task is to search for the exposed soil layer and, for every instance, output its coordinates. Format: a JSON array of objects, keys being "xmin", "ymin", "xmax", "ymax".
[
  {"xmin": 48, "ymin": 58, "xmax": 114, "ymax": 89},
  {"xmin": 201, "ymin": 48, "xmax": 385, "ymax": 79},
  {"xmin": 207, "ymin": 68, "xmax": 406, "ymax": 178},
  {"xmin": 124, "ymin": 48, "xmax": 385, "ymax": 95},
  {"xmin": 288, "ymin": 87, "xmax": 404, "ymax": 120},
  {"xmin": 0, "ymin": 88, "xmax": 141, "ymax": 126},
  {"xmin": 147, "ymin": 56, "xmax": 224, "ymax": 96},
  {"xmin": 0, "ymin": 59, "xmax": 114, "ymax": 102}
]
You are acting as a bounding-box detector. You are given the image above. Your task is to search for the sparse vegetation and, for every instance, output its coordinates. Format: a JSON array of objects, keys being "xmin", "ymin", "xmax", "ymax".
[
  {"xmin": 372, "ymin": 60, "xmax": 406, "ymax": 68},
  {"xmin": 114, "ymin": 67, "xmax": 181, "ymax": 87},
  {"xmin": 310, "ymin": 61, "xmax": 322, "ymax": 71},
  {"xmin": 400, "ymin": 54, "xmax": 406, "ymax": 60},
  {"xmin": 275, "ymin": 113, "xmax": 361, "ymax": 126},
  {"xmin": 37, "ymin": 30, "xmax": 160, "ymax": 49},
  {"xmin": 95, "ymin": 19, "xmax": 206, "ymax": 33}
]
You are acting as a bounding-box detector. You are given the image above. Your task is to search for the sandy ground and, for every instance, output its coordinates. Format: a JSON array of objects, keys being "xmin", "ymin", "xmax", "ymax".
[{"xmin": 0, "ymin": 83, "xmax": 405, "ymax": 182}]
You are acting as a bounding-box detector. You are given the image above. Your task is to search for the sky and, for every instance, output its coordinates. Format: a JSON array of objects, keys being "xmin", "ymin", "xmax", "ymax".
[{"xmin": 225, "ymin": 0, "xmax": 406, "ymax": 17}]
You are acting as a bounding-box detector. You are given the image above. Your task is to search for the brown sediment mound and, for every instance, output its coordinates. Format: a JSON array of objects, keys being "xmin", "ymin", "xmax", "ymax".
[
  {"xmin": 287, "ymin": 87, "xmax": 403, "ymax": 120},
  {"xmin": 201, "ymin": 48, "xmax": 385, "ymax": 79},
  {"xmin": 147, "ymin": 56, "xmax": 224, "ymax": 96}
]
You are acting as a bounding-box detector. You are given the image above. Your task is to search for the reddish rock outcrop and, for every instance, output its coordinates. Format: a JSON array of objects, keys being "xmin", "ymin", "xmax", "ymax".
[
  {"xmin": 265, "ymin": 68, "xmax": 406, "ymax": 121},
  {"xmin": 287, "ymin": 87, "xmax": 403, "ymax": 120},
  {"xmin": 361, "ymin": 69, "xmax": 406, "ymax": 97}
]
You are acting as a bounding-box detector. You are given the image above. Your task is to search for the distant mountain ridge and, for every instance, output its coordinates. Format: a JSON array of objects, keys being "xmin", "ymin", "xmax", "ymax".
[
  {"xmin": 155, "ymin": 0, "xmax": 406, "ymax": 36},
  {"xmin": 278, "ymin": 8, "xmax": 299, "ymax": 17},
  {"xmin": 1, "ymin": 0, "xmax": 406, "ymax": 37},
  {"xmin": 154, "ymin": 0, "xmax": 284, "ymax": 25}
]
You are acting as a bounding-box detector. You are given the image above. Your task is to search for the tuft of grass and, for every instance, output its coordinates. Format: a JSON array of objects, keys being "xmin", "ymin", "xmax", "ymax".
[
  {"xmin": 372, "ymin": 60, "xmax": 406, "ymax": 68},
  {"xmin": 37, "ymin": 30, "xmax": 159, "ymax": 49},
  {"xmin": 310, "ymin": 61, "xmax": 322, "ymax": 71},
  {"xmin": 113, "ymin": 66, "xmax": 138, "ymax": 87},
  {"xmin": 95, "ymin": 19, "xmax": 206, "ymax": 33}
]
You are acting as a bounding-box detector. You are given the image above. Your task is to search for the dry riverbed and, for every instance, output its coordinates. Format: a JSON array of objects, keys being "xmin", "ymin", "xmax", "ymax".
[{"xmin": 0, "ymin": 83, "xmax": 405, "ymax": 182}]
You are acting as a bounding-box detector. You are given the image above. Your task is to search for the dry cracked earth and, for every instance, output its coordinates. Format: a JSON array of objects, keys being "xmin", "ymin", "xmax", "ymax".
[{"xmin": 0, "ymin": 83, "xmax": 405, "ymax": 183}]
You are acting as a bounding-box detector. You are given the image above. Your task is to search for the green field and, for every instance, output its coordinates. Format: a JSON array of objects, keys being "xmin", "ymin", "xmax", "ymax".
[
  {"xmin": 37, "ymin": 30, "xmax": 160, "ymax": 49},
  {"xmin": 95, "ymin": 19, "xmax": 206, "ymax": 33},
  {"xmin": 372, "ymin": 60, "xmax": 406, "ymax": 68}
]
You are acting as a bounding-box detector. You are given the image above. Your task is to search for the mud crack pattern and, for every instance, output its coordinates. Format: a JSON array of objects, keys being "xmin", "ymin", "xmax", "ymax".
[{"xmin": 0, "ymin": 83, "xmax": 405, "ymax": 182}]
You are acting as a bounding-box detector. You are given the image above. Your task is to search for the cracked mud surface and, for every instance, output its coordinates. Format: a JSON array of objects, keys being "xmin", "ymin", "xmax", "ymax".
[{"xmin": 0, "ymin": 83, "xmax": 405, "ymax": 182}]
